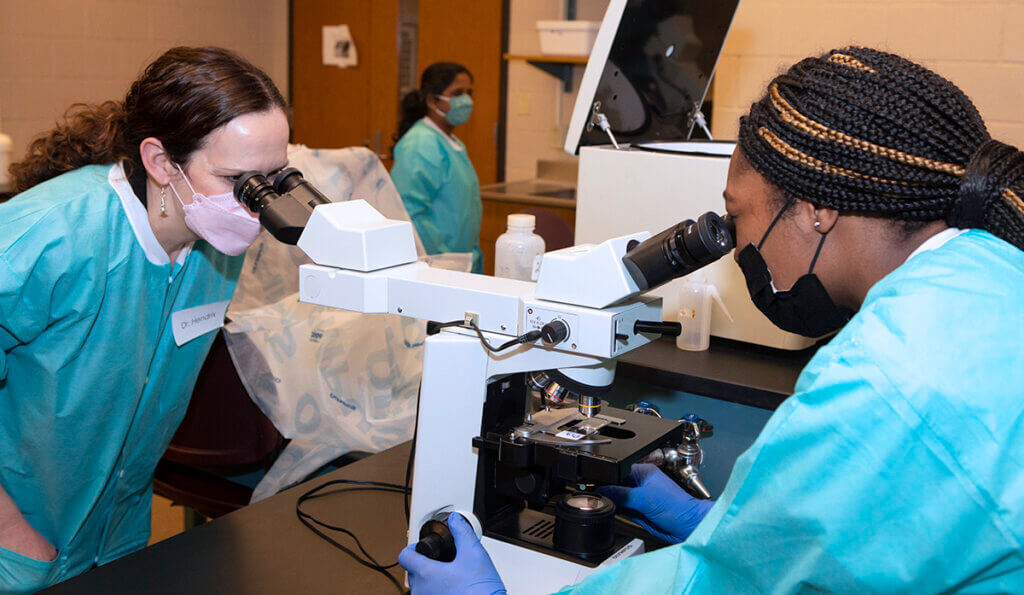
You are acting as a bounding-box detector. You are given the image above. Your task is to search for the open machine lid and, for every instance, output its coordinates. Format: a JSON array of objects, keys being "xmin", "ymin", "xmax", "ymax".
[{"xmin": 564, "ymin": 0, "xmax": 741, "ymax": 155}]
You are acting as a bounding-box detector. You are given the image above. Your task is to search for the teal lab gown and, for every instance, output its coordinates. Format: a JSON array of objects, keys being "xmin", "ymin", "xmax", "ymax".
[
  {"xmin": 391, "ymin": 118, "xmax": 483, "ymax": 273},
  {"xmin": 559, "ymin": 229, "xmax": 1024, "ymax": 593},
  {"xmin": 0, "ymin": 165, "xmax": 242, "ymax": 592}
]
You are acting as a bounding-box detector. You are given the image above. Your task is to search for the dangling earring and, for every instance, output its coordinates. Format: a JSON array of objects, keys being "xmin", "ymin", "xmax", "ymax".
[{"xmin": 160, "ymin": 186, "xmax": 167, "ymax": 216}]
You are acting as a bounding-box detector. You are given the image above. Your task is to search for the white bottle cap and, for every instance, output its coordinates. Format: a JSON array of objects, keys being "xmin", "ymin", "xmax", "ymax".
[
  {"xmin": 505, "ymin": 213, "xmax": 536, "ymax": 229},
  {"xmin": 507, "ymin": 214, "xmax": 536, "ymax": 229}
]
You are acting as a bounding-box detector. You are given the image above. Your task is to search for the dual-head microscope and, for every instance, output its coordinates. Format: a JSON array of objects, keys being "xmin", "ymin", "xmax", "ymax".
[{"xmin": 233, "ymin": 169, "xmax": 734, "ymax": 593}]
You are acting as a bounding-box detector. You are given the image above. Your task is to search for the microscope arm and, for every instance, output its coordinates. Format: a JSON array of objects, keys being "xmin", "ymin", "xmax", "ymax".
[{"xmin": 294, "ymin": 202, "xmax": 669, "ymax": 360}]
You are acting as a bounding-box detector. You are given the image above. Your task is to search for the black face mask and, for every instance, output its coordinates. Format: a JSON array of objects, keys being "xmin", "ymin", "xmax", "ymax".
[{"xmin": 736, "ymin": 199, "xmax": 852, "ymax": 338}]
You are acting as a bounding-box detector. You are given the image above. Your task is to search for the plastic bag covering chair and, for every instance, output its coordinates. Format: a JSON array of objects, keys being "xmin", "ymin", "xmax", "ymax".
[
  {"xmin": 518, "ymin": 207, "xmax": 575, "ymax": 251},
  {"xmin": 153, "ymin": 330, "xmax": 284, "ymax": 519},
  {"xmin": 223, "ymin": 145, "xmax": 447, "ymax": 503}
]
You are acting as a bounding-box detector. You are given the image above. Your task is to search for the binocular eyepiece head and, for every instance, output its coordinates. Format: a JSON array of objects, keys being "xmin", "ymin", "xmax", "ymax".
[
  {"xmin": 622, "ymin": 211, "xmax": 736, "ymax": 291},
  {"xmin": 231, "ymin": 167, "xmax": 332, "ymax": 245},
  {"xmin": 233, "ymin": 167, "xmax": 315, "ymax": 213}
]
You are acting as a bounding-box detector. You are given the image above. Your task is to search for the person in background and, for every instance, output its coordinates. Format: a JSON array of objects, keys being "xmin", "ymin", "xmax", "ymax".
[
  {"xmin": 399, "ymin": 46, "xmax": 1024, "ymax": 593},
  {"xmin": 391, "ymin": 62, "xmax": 483, "ymax": 273},
  {"xmin": 0, "ymin": 46, "xmax": 289, "ymax": 592}
]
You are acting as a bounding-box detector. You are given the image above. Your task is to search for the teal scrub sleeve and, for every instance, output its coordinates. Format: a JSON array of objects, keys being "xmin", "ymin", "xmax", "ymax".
[
  {"xmin": 0, "ymin": 211, "xmax": 93, "ymax": 382},
  {"xmin": 560, "ymin": 350, "xmax": 1019, "ymax": 593},
  {"xmin": 0, "ymin": 544, "xmax": 60, "ymax": 594},
  {"xmin": 0, "ymin": 257, "xmax": 46, "ymax": 381},
  {"xmin": 391, "ymin": 142, "xmax": 451, "ymax": 254}
]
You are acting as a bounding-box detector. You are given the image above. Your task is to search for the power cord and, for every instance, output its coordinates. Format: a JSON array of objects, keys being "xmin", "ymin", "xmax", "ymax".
[
  {"xmin": 429, "ymin": 318, "xmax": 542, "ymax": 354},
  {"xmin": 295, "ymin": 381, "xmax": 424, "ymax": 594},
  {"xmin": 295, "ymin": 320, "xmax": 535, "ymax": 593},
  {"xmin": 404, "ymin": 383, "xmax": 420, "ymax": 523},
  {"xmin": 296, "ymin": 478, "xmax": 411, "ymax": 594},
  {"xmin": 467, "ymin": 321, "xmax": 542, "ymax": 353}
]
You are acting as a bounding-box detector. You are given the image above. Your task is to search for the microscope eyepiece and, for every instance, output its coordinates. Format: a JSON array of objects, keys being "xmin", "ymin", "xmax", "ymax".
[
  {"xmin": 272, "ymin": 167, "xmax": 302, "ymax": 193},
  {"xmin": 272, "ymin": 167, "xmax": 331, "ymax": 206},
  {"xmin": 233, "ymin": 171, "xmax": 277, "ymax": 213},
  {"xmin": 230, "ymin": 167, "xmax": 333, "ymax": 245},
  {"xmin": 621, "ymin": 211, "xmax": 736, "ymax": 291}
]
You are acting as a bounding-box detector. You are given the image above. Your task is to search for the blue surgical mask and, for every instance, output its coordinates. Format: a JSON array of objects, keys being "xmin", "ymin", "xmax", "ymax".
[{"xmin": 434, "ymin": 94, "xmax": 473, "ymax": 127}]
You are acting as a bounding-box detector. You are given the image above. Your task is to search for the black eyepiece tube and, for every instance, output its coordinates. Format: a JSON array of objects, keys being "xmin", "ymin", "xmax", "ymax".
[
  {"xmin": 233, "ymin": 172, "xmax": 278, "ymax": 213},
  {"xmin": 621, "ymin": 212, "xmax": 735, "ymax": 291},
  {"xmin": 273, "ymin": 167, "xmax": 331, "ymax": 208},
  {"xmin": 232, "ymin": 168, "xmax": 332, "ymax": 245}
]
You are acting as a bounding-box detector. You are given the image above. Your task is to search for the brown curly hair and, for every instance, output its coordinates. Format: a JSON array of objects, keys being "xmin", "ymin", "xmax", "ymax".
[{"xmin": 10, "ymin": 46, "xmax": 286, "ymax": 202}]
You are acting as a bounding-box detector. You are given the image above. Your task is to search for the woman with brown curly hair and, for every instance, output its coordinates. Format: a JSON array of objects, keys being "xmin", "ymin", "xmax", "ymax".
[{"xmin": 0, "ymin": 46, "xmax": 288, "ymax": 591}]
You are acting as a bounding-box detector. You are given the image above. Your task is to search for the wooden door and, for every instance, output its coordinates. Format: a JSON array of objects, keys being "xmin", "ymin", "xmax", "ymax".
[
  {"xmin": 291, "ymin": 0, "xmax": 399, "ymax": 162},
  {"xmin": 417, "ymin": 0, "xmax": 504, "ymax": 186}
]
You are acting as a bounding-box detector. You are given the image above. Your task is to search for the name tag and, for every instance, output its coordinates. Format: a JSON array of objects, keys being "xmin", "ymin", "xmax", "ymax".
[{"xmin": 172, "ymin": 300, "xmax": 230, "ymax": 346}]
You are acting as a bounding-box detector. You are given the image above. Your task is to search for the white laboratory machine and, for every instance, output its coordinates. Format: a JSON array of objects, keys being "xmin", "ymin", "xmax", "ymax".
[{"xmin": 565, "ymin": 0, "xmax": 813, "ymax": 350}]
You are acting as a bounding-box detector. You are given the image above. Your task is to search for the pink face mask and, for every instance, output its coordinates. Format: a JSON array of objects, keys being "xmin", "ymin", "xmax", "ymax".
[{"xmin": 170, "ymin": 163, "xmax": 262, "ymax": 256}]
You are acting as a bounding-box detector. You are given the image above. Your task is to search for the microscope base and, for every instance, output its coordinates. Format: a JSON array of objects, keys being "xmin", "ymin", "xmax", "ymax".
[{"xmin": 482, "ymin": 534, "xmax": 644, "ymax": 595}]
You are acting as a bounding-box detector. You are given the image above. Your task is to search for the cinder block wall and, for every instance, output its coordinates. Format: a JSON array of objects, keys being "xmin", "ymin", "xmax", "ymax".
[
  {"xmin": 712, "ymin": 0, "xmax": 1024, "ymax": 147},
  {"xmin": 0, "ymin": 0, "xmax": 288, "ymax": 164}
]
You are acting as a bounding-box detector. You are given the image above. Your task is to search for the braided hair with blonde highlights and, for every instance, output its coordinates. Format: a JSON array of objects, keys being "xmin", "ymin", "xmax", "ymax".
[{"xmin": 737, "ymin": 46, "xmax": 1024, "ymax": 250}]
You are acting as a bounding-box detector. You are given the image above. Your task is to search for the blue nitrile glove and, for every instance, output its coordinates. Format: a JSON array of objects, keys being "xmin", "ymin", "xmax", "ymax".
[
  {"xmin": 596, "ymin": 463, "xmax": 714, "ymax": 544},
  {"xmin": 398, "ymin": 513, "xmax": 508, "ymax": 595}
]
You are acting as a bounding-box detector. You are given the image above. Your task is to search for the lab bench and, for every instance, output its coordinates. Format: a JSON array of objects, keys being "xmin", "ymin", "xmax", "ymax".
[
  {"xmin": 43, "ymin": 444, "xmax": 417, "ymax": 594},
  {"xmin": 618, "ymin": 337, "xmax": 817, "ymax": 412},
  {"xmin": 42, "ymin": 337, "xmax": 816, "ymax": 594}
]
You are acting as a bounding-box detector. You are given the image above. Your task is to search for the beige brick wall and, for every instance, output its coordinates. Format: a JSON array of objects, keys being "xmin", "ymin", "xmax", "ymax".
[
  {"xmin": 504, "ymin": 0, "xmax": 607, "ymax": 181},
  {"xmin": 502, "ymin": 0, "xmax": 1024, "ymax": 179},
  {"xmin": 0, "ymin": 0, "xmax": 289, "ymax": 164},
  {"xmin": 711, "ymin": 0, "xmax": 1024, "ymax": 147}
]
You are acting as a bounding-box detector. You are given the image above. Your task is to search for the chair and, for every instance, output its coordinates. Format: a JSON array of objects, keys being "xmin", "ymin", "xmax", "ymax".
[
  {"xmin": 518, "ymin": 207, "xmax": 575, "ymax": 251},
  {"xmin": 153, "ymin": 330, "xmax": 284, "ymax": 521}
]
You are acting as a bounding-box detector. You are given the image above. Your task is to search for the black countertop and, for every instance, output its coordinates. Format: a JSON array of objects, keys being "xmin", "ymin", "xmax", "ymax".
[
  {"xmin": 40, "ymin": 340, "xmax": 818, "ymax": 593},
  {"xmin": 617, "ymin": 337, "xmax": 819, "ymax": 410},
  {"xmin": 44, "ymin": 444, "xmax": 415, "ymax": 594}
]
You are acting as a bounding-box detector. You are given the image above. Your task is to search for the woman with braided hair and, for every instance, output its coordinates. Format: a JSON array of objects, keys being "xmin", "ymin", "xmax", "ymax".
[{"xmin": 401, "ymin": 47, "xmax": 1024, "ymax": 593}]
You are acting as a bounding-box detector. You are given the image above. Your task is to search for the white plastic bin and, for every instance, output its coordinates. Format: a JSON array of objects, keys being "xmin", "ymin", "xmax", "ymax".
[{"xmin": 536, "ymin": 20, "xmax": 601, "ymax": 56}]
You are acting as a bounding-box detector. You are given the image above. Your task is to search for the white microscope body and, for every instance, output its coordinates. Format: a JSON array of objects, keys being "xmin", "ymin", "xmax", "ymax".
[{"xmin": 293, "ymin": 200, "xmax": 694, "ymax": 593}]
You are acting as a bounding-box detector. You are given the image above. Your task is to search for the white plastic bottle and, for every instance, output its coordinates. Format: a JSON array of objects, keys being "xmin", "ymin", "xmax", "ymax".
[
  {"xmin": 676, "ymin": 271, "xmax": 732, "ymax": 351},
  {"xmin": 494, "ymin": 214, "xmax": 545, "ymax": 281}
]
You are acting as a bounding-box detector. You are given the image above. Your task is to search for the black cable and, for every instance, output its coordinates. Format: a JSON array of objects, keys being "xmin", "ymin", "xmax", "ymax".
[
  {"xmin": 405, "ymin": 383, "xmax": 420, "ymax": 523},
  {"xmin": 467, "ymin": 321, "xmax": 542, "ymax": 353},
  {"xmin": 432, "ymin": 318, "xmax": 542, "ymax": 353},
  {"xmin": 295, "ymin": 478, "xmax": 411, "ymax": 594},
  {"xmin": 295, "ymin": 318, "xmax": 532, "ymax": 594}
]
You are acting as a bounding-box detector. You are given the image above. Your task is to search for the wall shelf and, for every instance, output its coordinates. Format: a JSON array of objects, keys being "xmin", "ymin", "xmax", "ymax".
[{"xmin": 503, "ymin": 53, "xmax": 588, "ymax": 91}]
